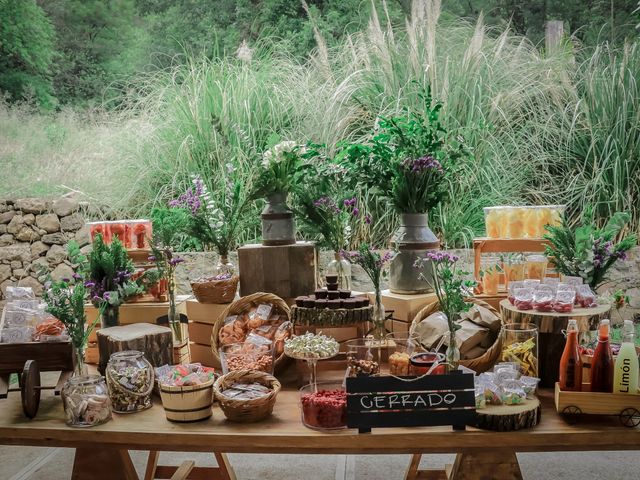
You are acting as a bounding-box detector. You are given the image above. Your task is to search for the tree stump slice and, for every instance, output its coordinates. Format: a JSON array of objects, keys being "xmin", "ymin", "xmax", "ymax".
[
  {"xmin": 97, "ymin": 323, "xmax": 173, "ymax": 374},
  {"xmin": 500, "ymin": 300, "xmax": 611, "ymax": 387},
  {"xmin": 472, "ymin": 397, "xmax": 541, "ymax": 432}
]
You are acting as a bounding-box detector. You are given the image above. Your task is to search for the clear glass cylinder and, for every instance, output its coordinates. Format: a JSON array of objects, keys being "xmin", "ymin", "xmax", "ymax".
[
  {"xmin": 345, "ymin": 338, "xmax": 383, "ymax": 377},
  {"xmin": 62, "ymin": 374, "xmax": 112, "ymax": 427},
  {"xmin": 501, "ymin": 323, "xmax": 538, "ymax": 377},
  {"xmin": 480, "ymin": 255, "xmax": 501, "ymax": 295},
  {"xmin": 215, "ymin": 255, "xmax": 236, "ymax": 278},
  {"xmin": 106, "ymin": 350, "xmax": 154, "ymax": 413},
  {"xmin": 326, "ymin": 252, "xmax": 351, "ymax": 290},
  {"xmin": 387, "ymin": 332, "xmax": 424, "ymax": 376},
  {"xmin": 300, "ymin": 381, "xmax": 347, "ymax": 430},
  {"xmin": 445, "ymin": 330, "xmax": 460, "ymax": 372},
  {"xmin": 526, "ymin": 254, "xmax": 548, "ymax": 280}
]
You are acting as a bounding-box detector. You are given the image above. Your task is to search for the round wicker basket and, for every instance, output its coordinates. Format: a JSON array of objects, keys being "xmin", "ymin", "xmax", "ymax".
[
  {"xmin": 213, "ymin": 369, "xmax": 281, "ymax": 422},
  {"xmin": 410, "ymin": 298, "xmax": 503, "ymax": 373},
  {"xmin": 191, "ymin": 275, "xmax": 239, "ymax": 304},
  {"xmin": 211, "ymin": 292, "xmax": 291, "ymax": 371}
]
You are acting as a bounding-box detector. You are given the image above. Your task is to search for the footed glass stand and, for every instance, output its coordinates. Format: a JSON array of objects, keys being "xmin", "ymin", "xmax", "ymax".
[{"xmin": 285, "ymin": 349, "xmax": 338, "ymax": 392}]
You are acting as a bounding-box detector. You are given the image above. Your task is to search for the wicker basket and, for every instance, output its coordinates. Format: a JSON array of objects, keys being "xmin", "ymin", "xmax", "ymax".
[
  {"xmin": 410, "ymin": 298, "xmax": 503, "ymax": 373},
  {"xmin": 211, "ymin": 292, "xmax": 291, "ymax": 371},
  {"xmin": 159, "ymin": 378, "xmax": 214, "ymax": 422},
  {"xmin": 191, "ymin": 275, "xmax": 239, "ymax": 304},
  {"xmin": 213, "ymin": 369, "xmax": 281, "ymax": 422}
]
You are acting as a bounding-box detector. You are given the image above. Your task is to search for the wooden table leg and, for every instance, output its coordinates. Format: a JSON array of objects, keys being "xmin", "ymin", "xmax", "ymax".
[
  {"xmin": 405, "ymin": 454, "xmax": 422, "ymax": 480},
  {"xmin": 0, "ymin": 374, "xmax": 9, "ymax": 399},
  {"xmin": 448, "ymin": 451, "xmax": 522, "ymax": 480},
  {"xmin": 144, "ymin": 451, "xmax": 159, "ymax": 480},
  {"xmin": 214, "ymin": 452, "xmax": 237, "ymax": 480},
  {"xmin": 72, "ymin": 447, "xmax": 138, "ymax": 480}
]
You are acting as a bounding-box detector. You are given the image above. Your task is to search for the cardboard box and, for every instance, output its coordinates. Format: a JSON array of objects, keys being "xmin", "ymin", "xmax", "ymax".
[
  {"xmin": 366, "ymin": 290, "xmax": 437, "ymax": 323},
  {"xmin": 189, "ymin": 342, "xmax": 218, "ymax": 368},
  {"xmin": 189, "ymin": 321, "xmax": 214, "ymax": 346},
  {"xmin": 186, "ymin": 299, "xmax": 233, "ymax": 325}
]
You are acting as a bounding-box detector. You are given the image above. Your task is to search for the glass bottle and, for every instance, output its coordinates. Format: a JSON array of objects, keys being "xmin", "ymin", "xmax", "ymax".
[
  {"xmin": 327, "ymin": 251, "xmax": 352, "ymax": 290},
  {"xmin": 613, "ymin": 320, "xmax": 639, "ymax": 394},
  {"xmin": 215, "ymin": 254, "xmax": 236, "ymax": 278},
  {"xmin": 591, "ymin": 319, "xmax": 614, "ymax": 393},
  {"xmin": 101, "ymin": 305, "xmax": 120, "ymax": 328},
  {"xmin": 62, "ymin": 374, "xmax": 112, "ymax": 427},
  {"xmin": 559, "ymin": 319, "xmax": 582, "ymax": 391},
  {"xmin": 445, "ymin": 329, "xmax": 460, "ymax": 373},
  {"xmin": 371, "ymin": 288, "xmax": 387, "ymax": 341}
]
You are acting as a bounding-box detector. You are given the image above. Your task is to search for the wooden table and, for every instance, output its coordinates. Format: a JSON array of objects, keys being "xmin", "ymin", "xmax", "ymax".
[
  {"xmin": 0, "ymin": 384, "xmax": 638, "ymax": 480},
  {"xmin": 501, "ymin": 300, "xmax": 611, "ymax": 387}
]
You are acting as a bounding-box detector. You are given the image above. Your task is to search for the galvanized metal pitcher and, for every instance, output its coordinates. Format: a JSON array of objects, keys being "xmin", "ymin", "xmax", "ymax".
[{"xmin": 261, "ymin": 192, "xmax": 296, "ymax": 246}]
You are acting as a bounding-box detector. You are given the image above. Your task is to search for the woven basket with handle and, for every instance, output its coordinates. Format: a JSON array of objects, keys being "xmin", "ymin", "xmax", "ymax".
[
  {"xmin": 191, "ymin": 275, "xmax": 239, "ymax": 304},
  {"xmin": 213, "ymin": 369, "xmax": 281, "ymax": 422},
  {"xmin": 410, "ymin": 298, "xmax": 503, "ymax": 373},
  {"xmin": 211, "ymin": 292, "xmax": 291, "ymax": 371}
]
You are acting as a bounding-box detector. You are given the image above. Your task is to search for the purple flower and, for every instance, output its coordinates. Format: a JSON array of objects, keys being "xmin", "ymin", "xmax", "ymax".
[
  {"xmin": 426, "ymin": 251, "xmax": 459, "ymax": 264},
  {"xmin": 364, "ymin": 214, "xmax": 372, "ymax": 224},
  {"xmin": 352, "ymin": 207, "xmax": 360, "ymax": 217},
  {"xmin": 62, "ymin": 277, "xmax": 70, "ymax": 282},
  {"xmin": 72, "ymin": 273, "xmax": 82, "ymax": 280},
  {"xmin": 103, "ymin": 292, "xmax": 111, "ymax": 301},
  {"xmin": 169, "ymin": 257, "xmax": 185, "ymax": 267},
  {"xmin": 85, "ymin": 281, "xmax": 96, "ymax": 288},
  {"xmin": 615, "ymin": 249, "xmax": 628, "ymax": 261},
  {"xmin": 404, "ymin": 155, "xmax": 443, "ymax": 174},
  {"xmin": 148, "ymin": 255, "xmax": 156, "ymax": 262}
]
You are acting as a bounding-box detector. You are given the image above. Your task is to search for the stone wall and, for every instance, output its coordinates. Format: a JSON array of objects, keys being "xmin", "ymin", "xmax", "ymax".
[{"xmin": 0, "ymin": 195, "xmax": 89, "ymax": 305}]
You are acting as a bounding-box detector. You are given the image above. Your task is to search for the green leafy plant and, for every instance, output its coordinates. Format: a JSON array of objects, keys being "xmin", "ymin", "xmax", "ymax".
[
  {"xmin": 544, "ymin": 208, "xmax": 637, "ymax": 289},
  {"xmin": 251, "ymin": 138, "xmax": 309, "ymax": 199},
  {"xmin": 169, "ymin": 173, "xmax": 251, "ymax": 257}
]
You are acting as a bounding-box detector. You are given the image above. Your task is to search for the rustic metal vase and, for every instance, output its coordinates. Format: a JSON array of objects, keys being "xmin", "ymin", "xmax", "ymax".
[
  {"xmin": 261, "ymin": 192, "xmax": 296, "ymax": 246},
  {"xmin": 389, "ymin": 213, "xmax": 440, "ymax": 294}
]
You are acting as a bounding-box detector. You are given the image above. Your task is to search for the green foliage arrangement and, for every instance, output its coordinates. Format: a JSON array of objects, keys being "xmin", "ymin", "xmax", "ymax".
[
  {"xmin": 168, "ymin": 173, "xmax": 251, "ymax": 257},
  {"xmin": 544, "ymin": 209, "xmax": 637, "ymax": 289},
  {"xmin": 252, "ymin": 139, "xmax": 309, "ymax": 199},
  {"xmin": 339, "ymin": 93, "xmax": 470, "ymax": 214}
]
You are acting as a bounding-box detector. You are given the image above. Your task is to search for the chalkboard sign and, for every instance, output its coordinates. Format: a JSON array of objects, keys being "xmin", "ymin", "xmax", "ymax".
[{"xmin": 346, "ymin": 372, "xmax": 476, "ymax": 433}]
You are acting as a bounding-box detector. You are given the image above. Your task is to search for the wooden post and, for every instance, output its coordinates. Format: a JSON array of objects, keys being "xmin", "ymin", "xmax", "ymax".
[{"xmin": 545, "ymin": 20, "xmax": 564, "ymax": 52}]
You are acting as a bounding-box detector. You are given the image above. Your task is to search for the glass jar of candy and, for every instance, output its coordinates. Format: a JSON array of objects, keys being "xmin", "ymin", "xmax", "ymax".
[
  {"xmin": 106, "ymin": 350, "xmax": 154, "ymax": 413},
  {"xmin": 61, "ymin": 374, "xmax": 113, "ymax": 427}
]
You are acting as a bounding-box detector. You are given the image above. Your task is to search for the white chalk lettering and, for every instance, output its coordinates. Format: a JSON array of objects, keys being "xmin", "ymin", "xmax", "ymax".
[
  {"xmin": 402, "ymin": 394, "xmax": 412, "ymax": 407},
  {"xmin": 374, "ymin": 396, "xmax": 386, "ymax": 409},
  {"xmin": 444, "ymin": 393, "xmax": 456, "ymax": 405},
  {"xmin": 388, "ymin": 394, "xmax": 400, "ymax": 408},
  {"xmin": 360, "ymin": 396, "xmax": 372, "ymax": 409},
  {"xmin": 428, "ymin": 394, "xmax": 443, "ymax": 407},
  {"xmin": 413, "ymin": 395, "xmax": 427, "ymax": 407}
]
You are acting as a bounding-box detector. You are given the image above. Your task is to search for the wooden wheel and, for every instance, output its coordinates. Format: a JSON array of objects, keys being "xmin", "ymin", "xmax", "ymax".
[
  {"xmin": 21, "ymin": 360, "xmax": 41, "ymax": 419},
  {"xmin": 561, "ymin": 405, "xmax": 581, "ymax": 424},
  {"xmin": 619, "ymin": 408, "xmax": 640, "ymax": 428}
]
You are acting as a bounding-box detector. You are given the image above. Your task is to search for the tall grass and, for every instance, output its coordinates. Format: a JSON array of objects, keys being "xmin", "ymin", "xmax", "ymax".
[{"xmin": 2, "ymin": 0, "xmax": 640, "ymax": 247}]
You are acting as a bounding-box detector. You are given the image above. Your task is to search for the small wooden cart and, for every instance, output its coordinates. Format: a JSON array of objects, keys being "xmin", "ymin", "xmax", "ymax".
[
  {"xmin": 0, "ymin": 341, "xmax": 74, "ymax": 418},
  {"xmin": 555, "ymin": 382, "xmax": 640, "ymax": 428}
]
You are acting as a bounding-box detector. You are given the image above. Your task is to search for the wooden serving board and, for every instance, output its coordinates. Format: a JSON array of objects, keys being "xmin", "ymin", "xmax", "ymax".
[{"xmin": 473, "ymin": 397, "xmax": 541, "ymax": 431}]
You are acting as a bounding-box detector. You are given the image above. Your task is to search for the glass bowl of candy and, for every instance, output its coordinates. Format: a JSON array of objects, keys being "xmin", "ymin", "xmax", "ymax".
[
  {"xmin": 387, "ymin": 333, "xmax": 425, "ymax": 376},
  {"xmin": 345, "ymin": 338, "xmax": 382, "ymax": 377},
  {"xmin": 299, "ymin": 381, "xmax": 347, "ymax": 431}
]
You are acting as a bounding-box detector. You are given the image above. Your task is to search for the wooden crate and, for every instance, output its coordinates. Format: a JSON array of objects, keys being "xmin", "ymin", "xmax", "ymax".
[
  {"xmin": 188, "ymin": 321, "xmax": 214, "ymax": 346},
  {"xmin": 237, "ymin": 242, "xmax": 317, "ymax": 298},
  {"xmin": 555, "ymin": 382, "xmax": 640, "ymax": 426},
  {"xmin": 85, "ymin": 295, "xmax": 189, "ymax": 343},
  {"xmin": 366, "ymin": 290, "xmax": 438, "ymax": 323},
  {"xmin": 189, "ymin": 342, "xmax": 218, "ymax": 368},
  {"xmin": 186, "ymin": 299, "xmax": 233, "ymax": 325}
]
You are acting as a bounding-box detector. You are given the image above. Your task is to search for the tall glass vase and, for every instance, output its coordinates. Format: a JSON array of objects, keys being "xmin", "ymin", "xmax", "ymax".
[
  {"xmin": 445, "ymin": 330, "xmax": 460, "ymax": 373},
  {"xmin": 73, "ymin": 345, "xmax": 88, "ymax": 377},
  {"xmin": 101, "ymin": 305, "xmax": 119, "ymax": 328},
  {"xmin": 371, "ymin": 289, "xmax": 387, "ymax": 342},
  {"xmin": 327, "ymin": 252, "xmax": 351, "ymax": 290},
  {"xmin": 216, "ymin": 254, "xmax": 236, "ymax": 277},
  {"xmin": 167, "ymin": 281, "xmax": 183, "ymax": 344}
]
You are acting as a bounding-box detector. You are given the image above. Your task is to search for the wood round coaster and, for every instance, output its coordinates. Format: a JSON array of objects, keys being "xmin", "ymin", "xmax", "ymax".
[
  {"xmin": 472, "ymin": 396, "xmax": 541, "ymax": 431},
  {"xmin": 21, "ymin": 360, "xmax": 41, "ymax": 419}
]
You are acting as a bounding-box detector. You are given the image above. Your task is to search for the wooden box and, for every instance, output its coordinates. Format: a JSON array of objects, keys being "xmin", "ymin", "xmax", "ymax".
[
  {"xmin": 85, "ymin": 295, "xmax": 189, "ymax": 343},
  {"xmin": 189, "ymin": 342, "xmax": 218, "ymax": 368},
  {"xmin": 186, "ymin": 299, "xmax": 230, "ymax": 325},
  {"xmin": 189, "ymin": 322, "xmax": 214, "ymax": 346},
  {"xmin": 366, "ymin": 290, "xmax": 438, "ymax": 323},
  {"xmin": 237, "ymin": 242, "xmax": 317, "ymax": 298}
]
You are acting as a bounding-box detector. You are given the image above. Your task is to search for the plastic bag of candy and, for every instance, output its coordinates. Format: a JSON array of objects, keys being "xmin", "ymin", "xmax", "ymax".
[
  {"xmin": 533, "ymin": 286, "xmax": 555, "ymax": 312},
  {"xmin": 155, "ymin": 363, "xmax": 216, "ymax": 387},
  {"xmin": 513, "ymin": 287, "xmax": 534, "ymax": 310}
]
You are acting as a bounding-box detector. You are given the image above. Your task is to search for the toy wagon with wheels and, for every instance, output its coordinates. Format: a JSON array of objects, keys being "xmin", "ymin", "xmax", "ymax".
[
  {"xmin": 555, "ymin": 382, "xmax": 640, "ymax": 428},
  {"xmin": 0, "ymin": 341, "xmax": 75, "ymax": 419}
]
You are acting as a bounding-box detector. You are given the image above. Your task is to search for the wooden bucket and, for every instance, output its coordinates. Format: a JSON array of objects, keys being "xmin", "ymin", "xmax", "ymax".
[{"xmin": 159, "ymin": 378, "xmax": 214, "ymax": 422}]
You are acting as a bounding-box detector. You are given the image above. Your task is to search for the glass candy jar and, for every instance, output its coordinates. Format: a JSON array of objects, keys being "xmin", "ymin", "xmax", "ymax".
[
  {"xmin": 501, "ymin": 323, "xmax": 538, "ymax": 377},
  {"xmin": 61, "ymin": 374, "xmax": 112, "ymax": 427},
  {"xmin": 106, "ymin": 350, "xmax": 154, "ymax": 413},
  {"xmin": 326, "ymin": 252, "xmax": 352, "ymax": 290}
]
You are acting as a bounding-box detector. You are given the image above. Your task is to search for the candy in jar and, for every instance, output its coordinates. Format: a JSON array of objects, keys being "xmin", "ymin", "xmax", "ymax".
[
  {"xmin": 62, "ymin": 374, "xmax": 113, "ymax": 427},
  {"xmin": 106, "ymin": 350, "xmax": 154, "ymax": 413}
]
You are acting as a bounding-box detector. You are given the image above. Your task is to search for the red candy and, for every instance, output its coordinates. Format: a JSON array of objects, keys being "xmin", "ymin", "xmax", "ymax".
[
  {"xmin": 553, "ymin": 301, "xmax": 573, "ymax": 313},
  {"xmin": 514, "ymin": 299, "xmax": 533, "ymax": 310},
  {"xmin": 533, "ymin": 300, "xmax": 554, "ymax": 312},
  {"xmin": 301, "ymin": 389, "xmax": 346, "ymax": 429}
]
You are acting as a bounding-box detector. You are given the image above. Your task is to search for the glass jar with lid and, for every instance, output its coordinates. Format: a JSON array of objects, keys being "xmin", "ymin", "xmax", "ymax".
[
  {"xmin": 106, "ymin": 350, "xmax": 154, "ymax": 413},
  {"xmin": 61, "ymin": 374, "xmax": 112, "ymax": 427}
]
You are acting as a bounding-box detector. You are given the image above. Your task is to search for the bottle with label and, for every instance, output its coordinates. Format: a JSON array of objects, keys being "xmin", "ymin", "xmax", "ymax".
[
  {"xmin": 613, "ymin": 320, "xmax": 639, "ymax": 394},
  {"xmin": 590, "ymin": 319, "xmax": 614, "ymax": 393},
  {"xmin": 559, "ymin": 319, "xmax": 582, "ymax": 391}
]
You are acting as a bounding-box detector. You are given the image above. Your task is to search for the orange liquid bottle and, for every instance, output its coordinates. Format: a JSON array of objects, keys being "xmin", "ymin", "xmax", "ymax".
[
  {"xmin": 590, "ymin": 319, "xmax": 614, "ymax": 393},
  {"xmin": 559, "ymin": 319, "xmax": 582, "ymax": 391}
]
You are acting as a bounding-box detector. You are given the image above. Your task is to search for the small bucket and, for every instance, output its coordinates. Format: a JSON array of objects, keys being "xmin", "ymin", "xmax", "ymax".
[{"xmin": 159, "ymin": 378, "xmax": 214, "ymax": 422}]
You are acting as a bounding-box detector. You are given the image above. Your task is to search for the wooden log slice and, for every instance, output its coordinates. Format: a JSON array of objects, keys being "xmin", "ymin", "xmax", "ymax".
[
  {"xmin": 472, "ymin": 397, "xmax": 541, "ymax": 432},
  {"xmin": 97, "ymin": 323, "xmax": 173, "ymax": 374}
]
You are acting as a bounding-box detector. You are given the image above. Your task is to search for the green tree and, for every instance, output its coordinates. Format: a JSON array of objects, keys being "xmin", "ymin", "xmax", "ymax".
[{"xmin": 0, "ymin": 0, "xmax": 57, "ymax": 108}]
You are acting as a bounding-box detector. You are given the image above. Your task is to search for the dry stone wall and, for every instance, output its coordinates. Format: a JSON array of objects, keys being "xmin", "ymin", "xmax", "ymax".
[{"xmin": 0, "ymin": 195, "xmax": 89, "ymax": 307}]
